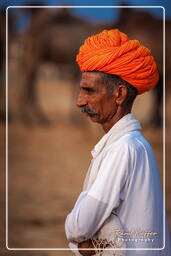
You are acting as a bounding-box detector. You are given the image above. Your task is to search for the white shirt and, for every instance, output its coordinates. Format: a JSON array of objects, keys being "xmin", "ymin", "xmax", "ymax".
[{"xmin": 65, "ymin": 113, "xmax": 171, "ymax": 255}]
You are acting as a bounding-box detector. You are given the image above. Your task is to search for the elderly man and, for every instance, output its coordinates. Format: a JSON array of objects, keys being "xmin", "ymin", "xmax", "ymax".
[{"xmin": 65, "ymin": 29, "xmax": 171, "ymax": 256}]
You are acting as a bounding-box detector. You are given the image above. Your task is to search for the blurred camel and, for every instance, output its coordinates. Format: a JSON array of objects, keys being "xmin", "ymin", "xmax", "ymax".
[
  {"xmin": 7, "ymin": 6, "xmax": 171, "ymax": 127},
  {"xmin": 15, "ymin": 7, "xmax": 100, "ymax": 124}
]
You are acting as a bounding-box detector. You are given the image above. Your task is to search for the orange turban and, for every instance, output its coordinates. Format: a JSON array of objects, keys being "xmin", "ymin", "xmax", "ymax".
[{"xmin": 76, "ymin": 29, "xmax": 159, "ymax": 94}]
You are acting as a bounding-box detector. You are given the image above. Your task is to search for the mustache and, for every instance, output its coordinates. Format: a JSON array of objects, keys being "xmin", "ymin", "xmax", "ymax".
[{"xmin": 80, "ymin": 106, "xmax": 98, "ymax": 115}]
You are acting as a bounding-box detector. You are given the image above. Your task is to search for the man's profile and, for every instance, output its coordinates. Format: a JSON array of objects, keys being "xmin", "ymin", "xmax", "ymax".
[{"xmin": 65, "ymin": 29, "xmax": 171, "ymax": 256}]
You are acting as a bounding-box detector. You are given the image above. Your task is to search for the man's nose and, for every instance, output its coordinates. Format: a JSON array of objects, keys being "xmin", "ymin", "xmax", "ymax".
[{"xmin": 76, "ymin": 92, "xmax": 87, "ymax": 107}]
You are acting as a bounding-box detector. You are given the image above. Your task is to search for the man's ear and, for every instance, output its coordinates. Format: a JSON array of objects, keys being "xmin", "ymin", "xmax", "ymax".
[{"xmin": 114, "ymin": 85, "xmax": 128, "ymax": 105}]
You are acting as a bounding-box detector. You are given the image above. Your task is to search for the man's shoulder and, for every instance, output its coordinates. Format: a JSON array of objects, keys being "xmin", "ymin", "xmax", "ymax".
[{"xmin": 106, "ymin": 131, "xmax": 151, "ymax": 154}]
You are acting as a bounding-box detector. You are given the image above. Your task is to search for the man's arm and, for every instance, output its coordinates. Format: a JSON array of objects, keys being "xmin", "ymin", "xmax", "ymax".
[
  {"xmin": 65, "ymin": 193, "xmax": 109, "ymax": 242},
  {"xmin": 65, "ymin": 143, "xmax": 132, "ymax": 243}
]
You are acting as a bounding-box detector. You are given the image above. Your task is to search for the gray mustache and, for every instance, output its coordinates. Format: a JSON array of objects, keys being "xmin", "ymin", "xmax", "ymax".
[{"xmin": 80, "ymin": 106, "xmax": 98, "ymax": 115}]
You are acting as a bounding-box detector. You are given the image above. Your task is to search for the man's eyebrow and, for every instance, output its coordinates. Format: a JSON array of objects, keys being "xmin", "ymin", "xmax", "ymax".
[
  {"xmin": 80, "ymin": 86, "xmax": 95, "ymax": 91},
  {"xmin": 80, "ymin": 81, "xmax": 89, "ymax": 87},
  {"xmin": 80, "ymin": 82, "xmax": 92, "ymax": 88}
]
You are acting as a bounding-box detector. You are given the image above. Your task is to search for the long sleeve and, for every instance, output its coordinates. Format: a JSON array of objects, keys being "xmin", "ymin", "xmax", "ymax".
[{"xmin": 65, "ymin": 143, "xmax": 132, "ymax": 243}]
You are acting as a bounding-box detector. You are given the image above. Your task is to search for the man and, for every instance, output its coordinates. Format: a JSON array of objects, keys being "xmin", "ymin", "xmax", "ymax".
[{"xmin": 65, "ymin": 29, "xmax": 171, "ymax": 256}]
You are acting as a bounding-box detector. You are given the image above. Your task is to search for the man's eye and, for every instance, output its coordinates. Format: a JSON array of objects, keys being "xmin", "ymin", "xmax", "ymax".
[{"xmin": 84, "ymin": 88, "xmax": 94, "ymax": 93}]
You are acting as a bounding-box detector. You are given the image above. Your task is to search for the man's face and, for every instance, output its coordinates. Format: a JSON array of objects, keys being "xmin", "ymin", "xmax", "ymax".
[{"xmin": 76, "ymin": 72, "xmax": 117, "ymax": 124}]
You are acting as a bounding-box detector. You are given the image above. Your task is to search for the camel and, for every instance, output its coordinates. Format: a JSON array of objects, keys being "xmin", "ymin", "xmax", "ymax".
[
  {"xmin": 6, "ymin": 5, "xmax": 171, "ymax": 127},
  {"xmin": 12, "ymin": 7, "xmax": 100, "ymax": 124}
]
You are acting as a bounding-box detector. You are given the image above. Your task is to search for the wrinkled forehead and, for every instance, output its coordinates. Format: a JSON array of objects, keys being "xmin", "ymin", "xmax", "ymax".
[{"xmin": 80, "ymin": 72, "xmax": 103, "ymax": 88}]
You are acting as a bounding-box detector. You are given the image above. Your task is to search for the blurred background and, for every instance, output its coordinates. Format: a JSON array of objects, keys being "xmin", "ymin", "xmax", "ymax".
[{"xmin": 0, "ymin": 1, "xmax": 171, "ymax": 256}]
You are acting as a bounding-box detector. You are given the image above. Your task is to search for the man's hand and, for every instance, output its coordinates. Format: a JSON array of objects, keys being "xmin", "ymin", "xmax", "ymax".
[{"xmin": 78, "ymin": 239, "xmax": 96, "ymax": 256}]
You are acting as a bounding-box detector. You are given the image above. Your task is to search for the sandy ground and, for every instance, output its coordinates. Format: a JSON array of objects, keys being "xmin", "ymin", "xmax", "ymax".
[
  {"xmin": 0, "ymin": 78, "xmax": 171, "ymax": 256},
  {"xmin": 0, "ymin": 120, "xmax": 170, "ymax": 256}
]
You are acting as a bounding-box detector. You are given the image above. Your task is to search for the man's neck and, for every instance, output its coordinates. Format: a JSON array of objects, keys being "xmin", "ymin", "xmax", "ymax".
[{"xmin": 102, "ymin": 108, "xmax": 131, "ymax": 133}]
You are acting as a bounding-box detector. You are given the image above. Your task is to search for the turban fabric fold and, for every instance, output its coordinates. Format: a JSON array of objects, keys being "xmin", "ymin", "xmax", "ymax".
[{"xmin": 76, "ymin": 29, "xmax": 159, "ymax": 94}]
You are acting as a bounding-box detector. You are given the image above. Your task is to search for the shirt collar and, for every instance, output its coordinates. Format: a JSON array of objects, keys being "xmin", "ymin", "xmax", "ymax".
[{"xmin": 91, "ymin": 113, "xmax": 142, "ymax": 158}]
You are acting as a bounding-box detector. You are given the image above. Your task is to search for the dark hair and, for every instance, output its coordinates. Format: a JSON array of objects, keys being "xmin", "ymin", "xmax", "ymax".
[{"xmin": 97, "ymin": 72, "xmax": 138, "ymax": 107}]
